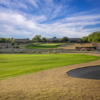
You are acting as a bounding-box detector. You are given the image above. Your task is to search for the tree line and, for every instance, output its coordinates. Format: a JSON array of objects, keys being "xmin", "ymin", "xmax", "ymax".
[
  {"xmin": 82, "ymin": 31, "xmax": 100, "ymax": 43},
  {"xmin": 32, "ymin": 35, "xmax": 68, "ymax": 42},
  {"xmin": 0, "ymin": 38, "xmax": 13, "ymax": 43},
  {"xmin": 1, "ymin": 31, "xmax": 100, "ymax": 43},
  {"xmin": 0, "ymin": 36, "xmax": 68, "ymax": 43},
  {"xmin": 32, "ymin": 31, "xmax": 100, "ymax": 43},
  {"xmin": 0, "ymin": 38, "xmax": 15, "ymax": 45}
]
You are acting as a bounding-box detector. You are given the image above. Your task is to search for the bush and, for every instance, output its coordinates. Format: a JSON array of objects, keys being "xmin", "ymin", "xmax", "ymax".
[
  {"xmin": 11, "ymin": 40, "xmax": 15, "ymax": 46},
  {"xmin": 76, "ymin": 47, "xmax": 97, "ymax": 51},
  {"xmin": 17, "ymin": 43, "xmax": 20, "ymax": 45},
  {"xmin": 6, "ymin": 46, "xmax": 8, "ymax": 48},
  {"xmin": 48, "ymin": 51, "xmax": 51, "ymax": 54},
  {"xmin": 13, "ymin": 46, "xmax": 15, "ymax": 48},
  {"xmin": 38, "ymin": 51, "xmax": 41, "ymax": 53},
  {"xmin": 20, "ymin": 51, "xmax": 25, "ymax": 53},
  {"xmin": 16, "ymin": 46, "xmax": 19, "ymax": 48},
  {"xmin": 60, "ymin": 36, "xmax": 68, "ymax": 42},
  {"xmin": 53, "ymin": 50, "xmax": 57, "ymax": 53},
  {"xmin": 32, "ymin": 50, "xmax": 35, "ymax": 53}
]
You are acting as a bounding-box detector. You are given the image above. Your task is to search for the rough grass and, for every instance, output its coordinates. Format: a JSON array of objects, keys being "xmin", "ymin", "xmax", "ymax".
[
  {"xmin": 0, "ymin": 53, "xmax": 100, "ymax": 100},
  {"xmin": 26, "ymin": 43, "xmax": 71, "ymax": 49},
  {"xmin": 0, "ymin": 54, "xmax": 100, "ymax": 80}
]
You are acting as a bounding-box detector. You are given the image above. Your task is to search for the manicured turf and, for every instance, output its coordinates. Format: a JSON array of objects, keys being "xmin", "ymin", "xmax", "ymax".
[
  {"xmin": 0, "ymin": 54, "xmax": 100, "ymax": 80},
  {"xmin": 26, "ymin": 43, "xmax": 71, "ymax": 49}
]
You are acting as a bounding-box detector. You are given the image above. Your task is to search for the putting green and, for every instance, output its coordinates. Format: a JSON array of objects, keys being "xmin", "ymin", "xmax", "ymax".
[{"xmin": 26, "ymin": 43, "xmax": 71, "ymax": 49}]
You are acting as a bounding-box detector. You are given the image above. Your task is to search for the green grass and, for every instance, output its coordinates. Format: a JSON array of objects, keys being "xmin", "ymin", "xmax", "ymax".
[
  {"xmin": 0, "ymin": 54, "xmax": 100, "ymax": 80},
  {"xmin": 26, "ymin": 43, "xmax": 71, "ymax": 49}
]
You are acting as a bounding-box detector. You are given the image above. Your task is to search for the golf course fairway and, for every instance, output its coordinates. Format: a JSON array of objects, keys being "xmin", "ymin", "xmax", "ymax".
[{"xmin": 0, "ymin": 54, "xmax": 100, "ymax": 80}]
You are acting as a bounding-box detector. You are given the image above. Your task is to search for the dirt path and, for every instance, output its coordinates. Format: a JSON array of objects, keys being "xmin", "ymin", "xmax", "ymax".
[{"xmin": 0, "ymin": 53, "xmax": 100, "ymax": 100}]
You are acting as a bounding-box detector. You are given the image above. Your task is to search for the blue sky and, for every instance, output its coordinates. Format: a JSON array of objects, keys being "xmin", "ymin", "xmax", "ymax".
[{"xmin": 0, "ymin": 0, "xmax": 100, "ymax": 39}]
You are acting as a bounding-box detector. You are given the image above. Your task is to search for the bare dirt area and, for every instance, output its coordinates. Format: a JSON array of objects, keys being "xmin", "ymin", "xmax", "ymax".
[{"xmin": 0, "ymin": 53, "xmax": 100, "ymax": 100}]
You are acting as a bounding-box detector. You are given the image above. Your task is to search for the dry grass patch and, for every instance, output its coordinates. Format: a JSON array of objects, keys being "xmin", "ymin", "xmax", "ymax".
[
  {"xmin": 76, "ymin": 43, "xmax": 94, "ymax": 47},
  {"xmin": 0, "ymin": 53, "xmax": 100, "ymax": 100},
  {"xmin": 58, "ymin": 43, "xmax": 94, "ymax": 50}
]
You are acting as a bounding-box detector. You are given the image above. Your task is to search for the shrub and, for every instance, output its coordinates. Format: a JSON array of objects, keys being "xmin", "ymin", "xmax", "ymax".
[
  {"xmin": 17, "ymin": 43, "xmax": 20, "ymax": 45},
  {"xmin": 13, "ymin": 46, "xmax": 15, "ymax": 48},
  {"xmin": 20, "ymin": 51, "xmax": 25, "ymax": 53},
  {"xmin": 16, "ymin": 46, "xmax": 19, "ymax": 48},
  {"xmin": 6, "ymin": 46, "xmax": 8, "ymax": 48},
  {"xmin": 48, "ymin": 51, "xmax": 51, "ymax": 54},
  {"xmin": 32, "ymin": 50, "xmax": 35, "ymax": 53},
  {"xmin": 11, "ymin": 40, "xmax": 15, "ymax": 46},
  {"xmin": 53, "ymin": 50, "xmax": 57, "ymax": 54},
  {"xmin": 38, "ymin": 51, "xmax": 41, "ymax": 53},
  {"xmin": 76, "ymin": 47, "xmax": 97, "ymax": 51}
]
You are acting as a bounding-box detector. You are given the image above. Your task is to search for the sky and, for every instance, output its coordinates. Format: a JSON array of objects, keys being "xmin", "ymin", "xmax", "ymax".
[{"xmin": 0, "ymin": 0, "xmax": 100, "ymax": 39}]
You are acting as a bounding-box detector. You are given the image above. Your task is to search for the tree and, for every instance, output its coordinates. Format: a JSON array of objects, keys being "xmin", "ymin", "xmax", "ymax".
[
  {"xmin": 52, "ymin": 37, "xmax": 56, "ymax": 39},
  {"xmin": 52, "ymin": 37, "xmax": 59, "ymax": 42},
  {"xmin": 0, "ymin": 38, "xmax": 14, "ymax": 43},
  {"xmin": 11, "ymin": 40, "xmax": 15, "ymax": 46},
  {"xmin": 42, "ymin": 37, "xmax": 47, "ymax": 42},
  {"xmin": 0, "ymin": 38, "xmax": 6, "ymax": 43},
  {"xmin": 60, "ymin": 37, "xmax": 68, "ymax": 42},
  {"xmin": 82, "ymin": 31, "xmax": 100, "ymax": 43},
  {"xmin": 32, "ymin": 35, "xmax": 41, "ymax": 42},
  {"xmin": 82, "ymin": 37, "xmax": 88, "ymax": 42},
  {"xmin": 6, "ymin": 38, "xmax": 11, "ymax": 43},
  {"xmin": 10, "ymin": 38, "xmax": 13, "ymax": 42},
  {"xmin": 88, "ymin": 31, "xmax": 100, "ymax": 42},
  {"xmin": 88, "ymin": 37, "xmax": 92, "ymax": 42},
  {"xmin": 92, "ymin": 36, "xmax": 100, "ymax": 42}
]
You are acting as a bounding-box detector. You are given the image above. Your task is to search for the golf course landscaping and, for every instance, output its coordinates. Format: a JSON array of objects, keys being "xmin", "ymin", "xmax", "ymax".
[
  {"xmin": 0, "ymin": 54, "xmax": 100, "ymax": 80},
  {"xmin": 0, "ymin": 53, "xmax": 100, "ymax": 100},
  {"xmin": 26, "ymin": 43, "xmax": 71, "ymax": 49}
]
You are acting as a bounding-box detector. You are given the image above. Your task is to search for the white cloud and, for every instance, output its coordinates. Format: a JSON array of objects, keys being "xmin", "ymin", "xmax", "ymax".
[
  {"xmin": 25, "ymin": 0, "xmax": 39, "ymax": 8},
  {"xmin": 0, "ymin": 0, "xmax": 28, "ymax": 10},
  {"xmin": 0, "ymin": 0, "xmax": 100, "ymax": 39},
  {"xmin": 65, "ymin": 15, "xmax": 100, "ymax": 21},
  {"xmin": 0, "ymin": 9, "xmax": 100, "ymax": 39}
]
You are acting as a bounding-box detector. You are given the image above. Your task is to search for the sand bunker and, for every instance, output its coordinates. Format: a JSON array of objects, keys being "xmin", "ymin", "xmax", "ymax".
[{"xmin": 67, "ymin": 65, "xmax": 100, "ymax": 79}]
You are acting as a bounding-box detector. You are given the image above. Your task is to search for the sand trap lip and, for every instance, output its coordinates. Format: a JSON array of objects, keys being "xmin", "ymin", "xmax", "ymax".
[{"xmin": 67, "ymin": 65, "xmax": 100, "ymax": 79}]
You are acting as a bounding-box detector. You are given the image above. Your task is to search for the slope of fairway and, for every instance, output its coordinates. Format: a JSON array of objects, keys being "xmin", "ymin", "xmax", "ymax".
[
  {"xmin": 0, "ymin": 54, "xmax": 100, "ymax": 80},
  {"xmin": 26, "ymin": 43, "xmax": 71, "ymax": 49}
]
